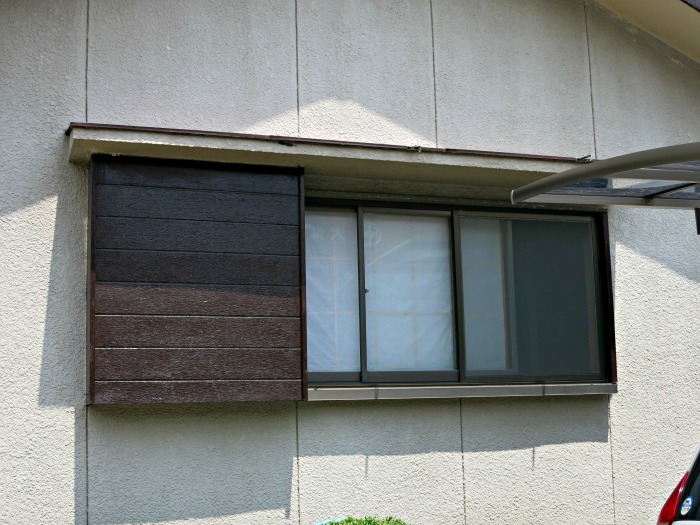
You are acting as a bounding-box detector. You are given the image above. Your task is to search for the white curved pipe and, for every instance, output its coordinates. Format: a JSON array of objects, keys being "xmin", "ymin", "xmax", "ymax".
[{"xmin": 511, "ymin": 142, "xmax": 700, "ymax": 204}]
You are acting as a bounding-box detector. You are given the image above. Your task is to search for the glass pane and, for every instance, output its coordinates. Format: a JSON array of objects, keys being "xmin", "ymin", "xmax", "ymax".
[
  {"xmin": 665, "ymin": 184, "xmax": 700, "ymax": 200},
  {"xmin": 460, "ymin": 217, "xmax": 509, "ymax": 371},
  {"xmin": 609, "ymin": 179, "xmax": 689, "ymax": 194},
  {"xmin": 553, "ymin": 179, "xmax": 690, "ymax": 197},
  {"xmin": 305, "ymin": 210, "xmax": 360, "ymax": 372},
  {"xmin": 364, "ymin": 213, "xmax": 456, "ymax": 372},
  {"xmin": 510, "ymin": 219, "xmax": 601, "ymax": 378},
  {"xmin": 650, "ymin": 160, "xmax": 700, "ymax": 172}
]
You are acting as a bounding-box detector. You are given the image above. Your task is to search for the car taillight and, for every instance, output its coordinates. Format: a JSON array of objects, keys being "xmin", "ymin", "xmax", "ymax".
[{"xmin": 658, "ymin": 471, "xmax": 690, "ymax": 525}]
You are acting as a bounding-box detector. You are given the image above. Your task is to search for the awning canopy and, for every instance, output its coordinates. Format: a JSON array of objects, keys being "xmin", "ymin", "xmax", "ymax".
[{"xmin": 511, "ymin": 142, "xmax": 700, "ymax": 208}]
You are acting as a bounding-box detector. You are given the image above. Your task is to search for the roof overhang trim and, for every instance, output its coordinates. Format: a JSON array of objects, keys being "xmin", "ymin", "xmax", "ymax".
[{"xmin": 66, "ymin": 123, "xmax": 588, "ymax": 192}]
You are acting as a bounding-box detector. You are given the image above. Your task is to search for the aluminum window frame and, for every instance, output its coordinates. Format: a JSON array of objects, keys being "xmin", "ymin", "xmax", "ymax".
[
  {"xmin": 360, "ymin": 207, "xmax": 459, "ymax": 384},
  {"xmin": 306, "ymin": 199, "xmax": 616, "ymax": 388}
]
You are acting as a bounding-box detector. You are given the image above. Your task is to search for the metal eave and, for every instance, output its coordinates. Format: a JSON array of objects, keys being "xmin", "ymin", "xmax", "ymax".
[{"xmin": 66, "ymin": 123, "xmax": 588, "ymax": 193}]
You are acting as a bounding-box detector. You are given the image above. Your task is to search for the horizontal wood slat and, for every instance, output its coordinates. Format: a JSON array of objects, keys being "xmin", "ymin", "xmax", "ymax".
[
  {"xmin": 94, "ymin": 217, "xmax": 299, "ymax": 255},
  {"xmin": 94, "ymin": 250, "xmax": 300, "ymax": 286},
  {"xmin": 90, "ymin": 158, "xmax": 304, "ymax": 404},
  {"xmin": 94, "ymin": 316, "xmax": 301, "ymax": 348},
  {"xmin": 94, "ymin": 348, "xmax": 302, "ymax": 380},
  {"xmin": 94, "ymin": 185, "xmax": 299, "ymax": 224},
  {"xmin": 99, "ymin": 162, "xmax": 299, "ymax": 195},
  {"xmin": 95, "ymin": 282, "xmax": 300, "ymax": 316},
  {"xmin": 93, "ymin": 380, "xmax": 303, "ymax": 403}
]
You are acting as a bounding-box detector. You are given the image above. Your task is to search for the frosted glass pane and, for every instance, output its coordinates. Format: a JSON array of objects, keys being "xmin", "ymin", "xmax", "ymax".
[
  {"xmin": 305, "ymin": 210, "xmax": 360, "ymax": 372},
  {"xmin": 364, "ymin": 213, "xmax": 455, "ymax": 371},
  {"xmin": 460, "ymin": 218, "xmax": 508, "ymax": 371}
]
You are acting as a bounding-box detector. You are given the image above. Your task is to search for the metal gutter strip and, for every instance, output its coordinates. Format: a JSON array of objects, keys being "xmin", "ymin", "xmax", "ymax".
[
  {"xmin": 66, "ymin": 122, "xmax": 587, "ymax": 163},
  {"xmin": 307, "ymin": 383, "xmax": 617, "ymax": 401},
  {"xmin": 66, "ymin": 123, "xmax": 592, "ymax": 193}
]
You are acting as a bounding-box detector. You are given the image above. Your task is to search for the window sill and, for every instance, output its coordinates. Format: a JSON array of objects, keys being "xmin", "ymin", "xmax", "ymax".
[{"xmin": 307, "ymin": 383, "xmax": 617, "ymax": 401}]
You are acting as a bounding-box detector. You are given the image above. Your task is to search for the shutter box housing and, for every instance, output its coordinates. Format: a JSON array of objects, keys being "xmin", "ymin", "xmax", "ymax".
[{"xmin": 88, "ymin": 157, "xmax": 306, "ymax": 403}]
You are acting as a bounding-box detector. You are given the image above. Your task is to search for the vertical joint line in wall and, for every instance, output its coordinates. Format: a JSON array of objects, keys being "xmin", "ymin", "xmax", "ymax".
[
  {"xmin": 459, "ymin": 398, "xmax": 467, "ymax": 525},
  {"xmin": 85, "ymin": 407, "xmax": 89, "ymax": 525},
  {"xmin": 583, "ymin": 2, "xmax": 598, "ymax": 160},
  {"xmin": 85, "ymin": 0, "xmax": 90, "ymax": 122},
  {"xmin": 429, "ymin": 0, "xmax": 439, "ymax": 148},
  {"xmin": 295, "ymin": 401, "xmax": 302, "ymax": 525},
  {"xmin": 294, "ymin": 0, "xmax": 301, "ymax": 136},
  {"xmin": 608, "ymin": 394, "xmax": 618, "ymax": 525},
  {"xmin": 84, "ymin": 5, "xmax": 90, "ymax": 519}
]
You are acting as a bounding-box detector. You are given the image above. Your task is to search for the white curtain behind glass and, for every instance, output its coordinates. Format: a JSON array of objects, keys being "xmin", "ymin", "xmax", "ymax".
[
  {"xmin": 363, "ymin": 213, "xmax": 455, "ymax": 371},
  {"xmin": 305, "ymin": 210, "xmax": 361, "ymax": 372}
]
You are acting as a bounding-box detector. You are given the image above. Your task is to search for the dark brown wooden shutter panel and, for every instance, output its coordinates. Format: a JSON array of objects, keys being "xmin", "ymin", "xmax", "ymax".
[{"xmin": 88, "ymin": 158, "xmax": 305, "ymax": 403}]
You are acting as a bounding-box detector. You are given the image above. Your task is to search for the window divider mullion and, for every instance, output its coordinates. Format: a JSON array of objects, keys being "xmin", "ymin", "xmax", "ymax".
[
  {"xmin": 452, "ymin": 212, "xmax": 467, "ymax": 383},
  {"xmin": 502, "ymin": 220, "xmax": 519, "ymax": 374},
  {"xmin": 357, "ymin": 206, "xmax": 368, "ymax": 383},
  {"xmin": 584, "ymin": 219, "xmax": 601, "ymax": 373}
]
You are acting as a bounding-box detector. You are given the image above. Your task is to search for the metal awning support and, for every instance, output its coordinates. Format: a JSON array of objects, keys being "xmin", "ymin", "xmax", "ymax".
[{"xmin": 511, "ymin": 142, "xmax": 700, "ymax": 209}]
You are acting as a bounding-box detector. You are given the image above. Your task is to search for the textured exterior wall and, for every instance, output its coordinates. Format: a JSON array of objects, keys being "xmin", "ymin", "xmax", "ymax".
[
  {"xmin": 88, "ymin": 404, "xmax": 299, "ymax": 524},
  {"xmin": 297, "ymin": 0, "xmax": 436, "ymax": 146},
  {"xmin": 432, "ymin": 0, "xmax": 595, "ymax": 157},
  {"xmin": 461, "ymin": 396, "xmax": 614, "ymax": 524},
  {"xmin": 0, "ymin": 1, "xmax": 88, "ymax": 523},
  {"xmin": 589, "ymin": 2, "xmax": 700, "ymax": 158},
  {"xmin": 2, "ymin": 0, "xmax": 700, "ymax": 524},
  {"xmin": 588, "ymin": 4, "xmax": 700, "ymax": 523},
  {"xmin": 298, "ymin": 400, "xmax": 465, "ymax": 525},
  {"xmin": 88, "ymin": 0, "xmax": 298, "ymax": 135}
]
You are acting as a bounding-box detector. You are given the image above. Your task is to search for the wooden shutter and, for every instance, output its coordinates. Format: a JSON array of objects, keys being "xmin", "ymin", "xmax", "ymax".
[{"xmin": 88, "ymin": 157, "xmax": 306, "ymax": 403}]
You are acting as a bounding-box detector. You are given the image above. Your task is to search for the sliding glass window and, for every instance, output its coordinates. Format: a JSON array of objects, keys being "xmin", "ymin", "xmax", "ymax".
[
  {"xmin": 363, "ymin": 211, "xmax": 457, "ymax": 381},
  {"xmin": 458, "ymin": 214, "xmax": 603, "ymax": 381},
  {"xmin": 305, "ymin": 210, "xmax": 361, "ymax": 380},
  {"xmin": 305, "ymin": 205, "xmax": 610, "ymax": 385}
]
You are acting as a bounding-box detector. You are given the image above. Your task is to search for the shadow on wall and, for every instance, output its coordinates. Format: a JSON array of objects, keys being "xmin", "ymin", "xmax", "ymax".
[
  {"xmin": 86, "ymin": 0, "xmax": 438, "ymax": 147},
  {"xmin": 37, "ymin": 137, "xmax": 88, "ymax": 409},
  {"xmin": 298, "ymin": 397, "xmax": 609, "ymax": 457},
  {"xmin": 27, "ymin": 136, "xmax": 614, "ymax": 525},
  {"xmin": 83, "ymin": 397, "xmax": 610, "ymax": 524},
  {"xmin": 87, "ymin": 403, "xmax": 298, "ymax": 525},
  {"xmin": 609, "ymin": 207, "xmax": 700, "ymax": 285},
  {"xmin": 459, "ymin": 396, "xmax": 610, "ymax": 453},
  {"xmin": 28, "ymin": 135, "xmax": 89, "ymax": 525}
]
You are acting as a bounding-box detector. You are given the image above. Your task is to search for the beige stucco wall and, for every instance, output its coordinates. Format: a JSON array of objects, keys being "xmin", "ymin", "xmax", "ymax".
[
  {"xmin": 1, "ymin": 1, "xmax": 700, "ymax": 524},
  {"xmin": 0, "ymin": 1, "xmax": 88, "ymax": 524},
  {"xmin": 589, "ymin": 3, "xmax": 700, "ymax": 523}
]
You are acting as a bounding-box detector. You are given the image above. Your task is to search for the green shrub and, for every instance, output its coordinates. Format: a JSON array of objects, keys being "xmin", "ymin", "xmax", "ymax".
[{"xmin": 329, "ymin": 518, "xmax": 409, "ymax": 525}]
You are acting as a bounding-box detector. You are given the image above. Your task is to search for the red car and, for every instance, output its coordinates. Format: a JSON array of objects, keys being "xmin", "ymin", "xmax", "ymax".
[{"xmin": 659, "ymin": 447, "xmax": 700, "ymax": 524}]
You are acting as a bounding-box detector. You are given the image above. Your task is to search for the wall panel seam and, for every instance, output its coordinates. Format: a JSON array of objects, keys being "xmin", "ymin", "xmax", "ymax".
[
  {"xmin": 294, "ymin": 0, "xmax": 300, "ymax": 136},
  {"xmin": 608, "ymin": 394, "xmax": 618, "ymax": 525},
  {"xmin": 429, "ymin": 0, "xmax": 439, "ymax": 148},
  {"xmin": 85, "ymin": 11, "xmax": 92, "ymax": 502},
  {"xmin": 584, "ymin": 1, "xmax": 599, "ymax": 160},
  {"xmin": 295, "ymin": 401, "xmax": 302, "ymax": 525},
  {"xmin": 85, "ymin": 6, "xmax": 91, "ymax": 518},
  {"xmin": 460, "ymin": 397, "xmax": 467, "ymax": 525}
]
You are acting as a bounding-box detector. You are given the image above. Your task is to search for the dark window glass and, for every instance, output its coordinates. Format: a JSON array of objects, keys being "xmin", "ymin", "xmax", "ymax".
[
  {"xmin": 510, "ymin": 219, "xmax": 602, "ymax": 379},
  {"xmin": 306, "ymin": 207, "xmax": 609, "ymax": 386}
]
